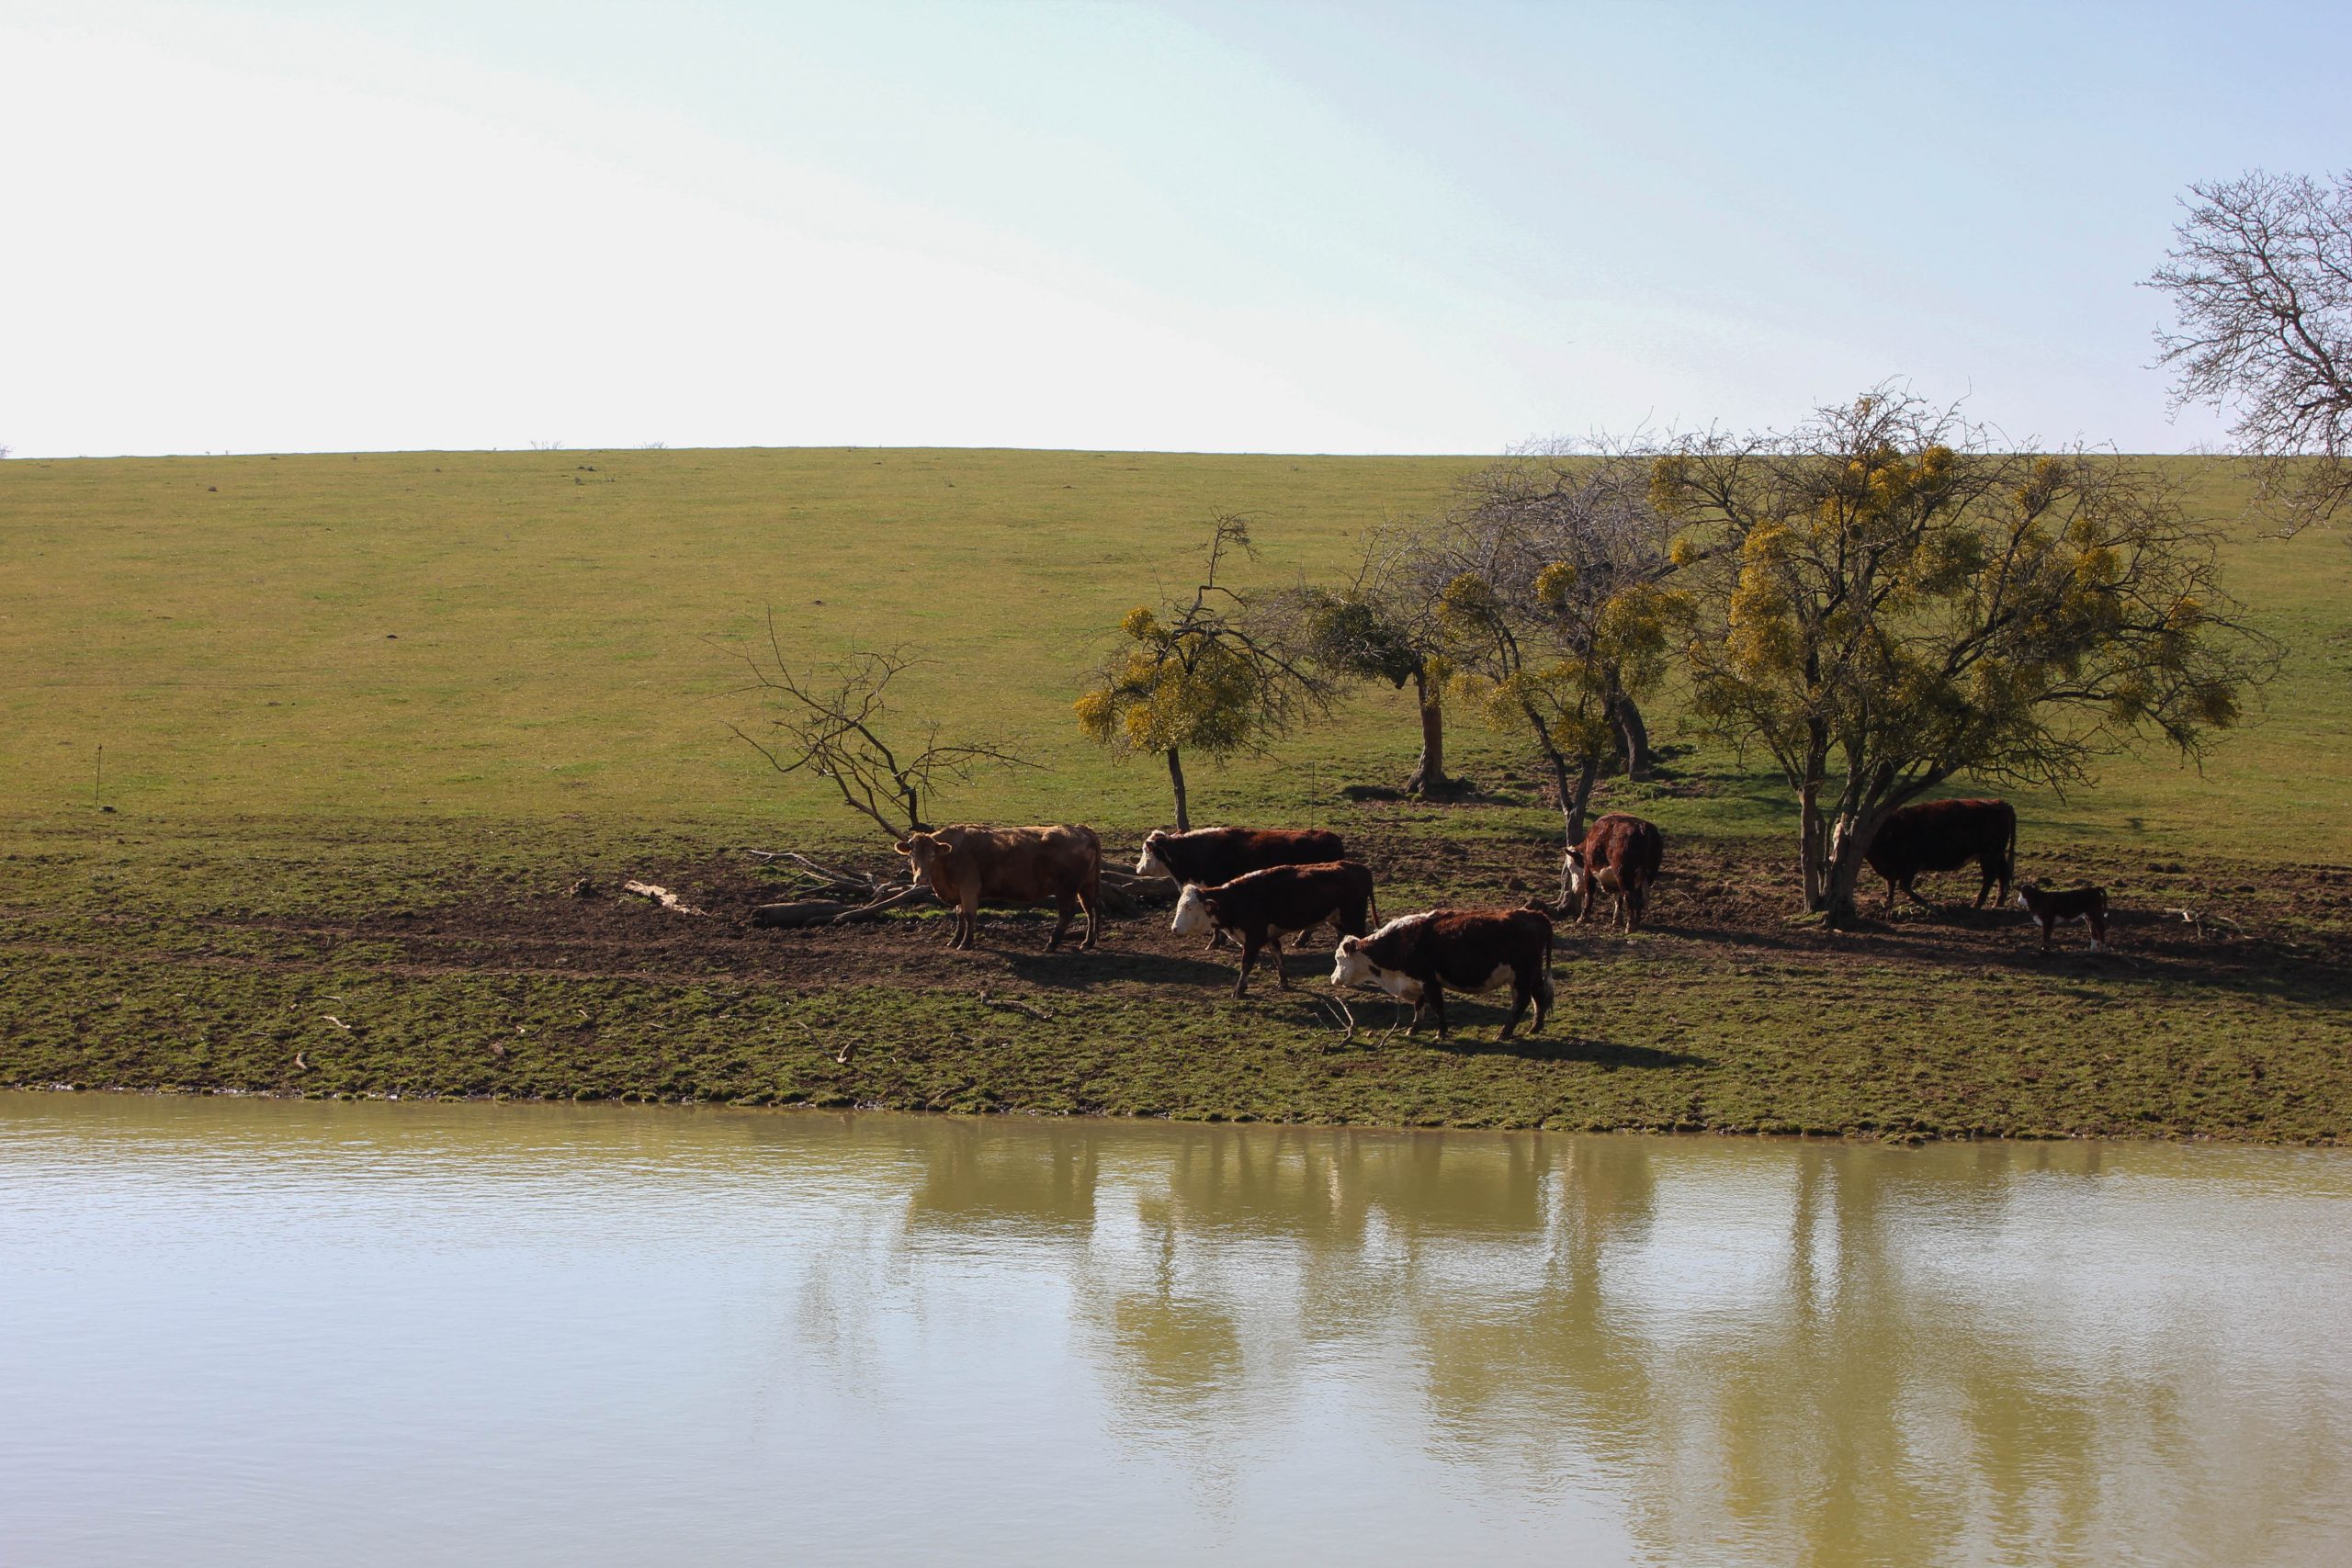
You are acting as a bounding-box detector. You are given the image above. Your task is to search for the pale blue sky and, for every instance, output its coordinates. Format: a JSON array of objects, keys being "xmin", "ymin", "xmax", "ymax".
[{"xmin": 4, "ymin": 0, "xmax": 2346, "ymax": 457}]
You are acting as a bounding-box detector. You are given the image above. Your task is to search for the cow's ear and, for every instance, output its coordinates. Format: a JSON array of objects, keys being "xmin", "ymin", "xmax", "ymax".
[
  {"xmin": 892, "ymin": 839, "xmax": 913, "ymax": 855},
  {"xmin": 1338, "ymin": 936, "xmax": 1359, "ymax": 953}
]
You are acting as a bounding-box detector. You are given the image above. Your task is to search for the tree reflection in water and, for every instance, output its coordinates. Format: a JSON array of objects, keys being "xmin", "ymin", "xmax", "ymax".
[{"xmin": 816, "ymin": 1119, "xmax": 2352, "ymax": 1563}]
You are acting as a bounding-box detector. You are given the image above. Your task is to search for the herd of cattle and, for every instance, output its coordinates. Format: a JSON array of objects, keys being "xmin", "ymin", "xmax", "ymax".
[{"xmin": 889, "ymin": 797, "xmax": 2111, "ymax": 1041}]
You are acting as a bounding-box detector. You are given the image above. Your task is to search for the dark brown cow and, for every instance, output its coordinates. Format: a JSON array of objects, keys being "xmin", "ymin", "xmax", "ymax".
[
  {"xmin": 1170, "ymin": 861, "xmax": 1378, "ymax": 996},
  {"xmin": 1329, "ymin": 908, "xmax": 1555, "ymax": 1040},
  {"xmin": 1859, "ymin": 798, "xmax": 2016, "ymax": 914},
  {"xmin": 2015, "ymin": 883, "xmax": 2109, "ymax": 952},
  {"xmin": 893, "ymin": 824, "xmax": 1102, "ymax": 952},
  {"xmin": 1136, "ymin": 827, "xmax": 1348, "ymax": 948},
  {"xmin": 1561, "ymin": 813, "xmax": 1665, "ymax": 931}
]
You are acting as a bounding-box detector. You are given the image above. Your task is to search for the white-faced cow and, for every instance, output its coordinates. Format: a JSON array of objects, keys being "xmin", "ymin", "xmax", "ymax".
[
  {"xmin": 893, "ymin": 824, "xmax": 1102, "ymax": 952},
  {"xmin": 2016, "ymin": 883, "xmax": 2109, "ymax": 953},
  {"xmin": 1329, "ymin": 908, "xmax": 1555, "ymax": 1040},
  {"xmin": 1136, "ymin": 827, "xmax": 1347, "ymax": 948},
  {"xmin": 1561, "ymin": 813, "xmax": 1665, "ymax": 931},
  {"xmin": 1170, "ymin": 860, "xmax": 1378, "ymax": 997},
  {"xmin": 1858, "ymin": 798, "xmax": 2016, "ymax": 915}
]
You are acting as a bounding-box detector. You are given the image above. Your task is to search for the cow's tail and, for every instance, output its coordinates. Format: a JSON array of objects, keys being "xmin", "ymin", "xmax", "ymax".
[
  {"xmin": 1367, "ymin": 878, "xmax": 1382, "ymax": 931},
  {"xmin": 2003, "ymin": 805, "xmax": 2018, "ymax": 888}
]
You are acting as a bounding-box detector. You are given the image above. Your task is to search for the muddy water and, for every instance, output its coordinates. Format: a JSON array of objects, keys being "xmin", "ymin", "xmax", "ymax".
[{"xmin": 3, "ymin": 1097, "xmax": 2347, "ymax": 1567}]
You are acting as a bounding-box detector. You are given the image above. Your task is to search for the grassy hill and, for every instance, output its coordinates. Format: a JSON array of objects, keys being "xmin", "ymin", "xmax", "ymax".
[
  {"xmin": 4, "ymin": 448, "xmax": 2347, "ymax": 1140},
  {"xmin": 6, "ymin": 446, "xmax": 2347, "ymax": 852}
]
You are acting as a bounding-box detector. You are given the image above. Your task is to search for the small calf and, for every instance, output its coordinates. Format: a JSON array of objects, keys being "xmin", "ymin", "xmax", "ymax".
[
  {"xmin": 1171, "ymin": 860, "xmax": 1377, "ymax": 997},
  {"xmin": 2015, "ymin": 883, "xmax": 2109, "ymax": 952}
]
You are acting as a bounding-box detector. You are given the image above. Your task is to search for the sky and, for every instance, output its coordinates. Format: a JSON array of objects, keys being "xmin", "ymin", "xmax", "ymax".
[{"xmin": 3, "ymin": 0, "xmax": 2348, "ymax": 458}]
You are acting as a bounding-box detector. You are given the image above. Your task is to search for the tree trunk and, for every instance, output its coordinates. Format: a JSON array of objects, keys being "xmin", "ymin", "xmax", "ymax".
[
  {"xmin": 1609, "ymin": 687, "xmax": 1656, "ymax": 780},
  {"xmin": 1166, "ymin": 746, "xmax": 1190, "ymax": 833},
  {"xmin": 1402, "ymin": 668, "xmax": 1450, "ymax": 795},
  {"xmin": 1815, "ymin": 811, "xmax": 1875, "ymax": 926},
  {"xmin": 1799, "ymin": 784, "xmax": 1825, "ymax": 910},
  {"xmin": 1562, "ymin": 751, "xmax": 1600, "ymax": 844}
]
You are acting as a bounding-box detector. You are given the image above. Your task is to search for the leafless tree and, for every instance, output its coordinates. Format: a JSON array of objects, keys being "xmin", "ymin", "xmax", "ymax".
[
  {"xmin": 724, "ymin": 615, "xmax": 1033, "ymax": 840},
  {"xmin": 2148, "ymin": 170, "xmax": 2352, "ymax": 535}
]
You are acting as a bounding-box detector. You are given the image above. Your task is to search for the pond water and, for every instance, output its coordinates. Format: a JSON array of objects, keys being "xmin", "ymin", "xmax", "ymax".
[{"xmin": 3, "ymin": 1093, "xmax": 2348, "ymax": 1566}]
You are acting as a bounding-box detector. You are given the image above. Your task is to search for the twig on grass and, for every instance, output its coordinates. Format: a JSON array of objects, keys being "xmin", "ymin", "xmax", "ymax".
[{"xmin": 977, "ymin": 987, "xmax": 1051, "ymax": 1021}]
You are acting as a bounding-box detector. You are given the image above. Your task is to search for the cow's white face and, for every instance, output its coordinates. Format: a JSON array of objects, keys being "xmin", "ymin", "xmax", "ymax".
[
  {"xmin": 1329, "ymin": 937, "xmax": 1420, "ymax": 999},
  {"xmin": 1563, "ymin": 846, "xmax": 1589, "ymax": 898},
  {"xmin": 1135, "ymin": 836, "xmax": 1170, "ymax": 878},
  {"xmin": 1170, "ymin": 885, "xmax": 1213, "ymax": 936}
]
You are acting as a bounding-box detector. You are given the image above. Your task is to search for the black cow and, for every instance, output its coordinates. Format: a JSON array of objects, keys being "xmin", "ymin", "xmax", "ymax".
[
  {"xmin": 1171, "ymin": 861, "xmax": 1378, "ymax": 996},
  {"xmin": 1329, "ymin": 908, "xmax": 1555, "ymax": 1040},
  {"xmin": 1136, "ymin": 827, "xmax": 1347, "ymax": 948},
  {"xmin": 1857, "ymin": 798, "xmax": 2016, "ymax": 914}
]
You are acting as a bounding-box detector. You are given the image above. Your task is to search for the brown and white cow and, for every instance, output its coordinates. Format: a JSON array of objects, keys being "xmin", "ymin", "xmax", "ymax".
[
  {"xmin": 1561, "ymin": 813, "xmax": 1665, "ymax": 931},
  {"xmin": 1136, "ymin": 826, "xmax": 1348, "ymax": 948},
  {"xmin": 893, "ymin": 824, "xmax": 1102, "ymax": 952},
  {"xmin": 1328, "ymin": 908, "xmax": 1555, "ymax": 1040},
  {"xmin": 2016, "ymin": 883, "xmax": 2109, "ymax": 953},
  {"xmin": 1857, "ymin": 798, "xmax": 2016, "ymax": 915},
  {"xmin": 1170, "ymin": 861, "xmax": 1378, "ymax": 996}
]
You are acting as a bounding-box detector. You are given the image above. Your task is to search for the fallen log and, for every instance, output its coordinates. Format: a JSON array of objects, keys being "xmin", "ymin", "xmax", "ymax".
[
  {"xmin": 750, "ymin": 899, "xmax": 864, "ymax": 928},
  {"xmin": 623, "ymin": 879, "xmax": 709, "ymax": 917},
  {"xmin": 752, "ymin": 882, "xmax": 943, "ymax": 927}
]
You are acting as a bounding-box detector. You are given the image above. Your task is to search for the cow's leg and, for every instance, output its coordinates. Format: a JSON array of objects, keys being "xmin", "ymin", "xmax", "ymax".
[
  {"xmin": 1424, "ymin": 987, "xmax": 1448, "ymax": 1040},
  {"xmin": 1974, "ymin": 857, "xmax": 1996, "ymax": 909},
  {"xmin": 1080, "ymin": 888, "xmax": 1099, "ymax": 951},
  {"xmin": 1902, "ymin": 877, "xmax": 1938, "ymax": 915},
  {"xmin": 1530, "ymin": 972, "xmax": 1553, "ymax": 1035},
  {"xmin": 2038, "ymin": 918, "xmax": 2052, "ymax": 952},
  {"xmin": 1500, "ymin": 982, "xmax": 1528, "ymax": 1041},
  {"xmin": 1885, "ymin": 877, "xmax": 1901, "ymax": 917},
  {"xmin": 1234, "ymin": 931, "xmax": 1259, "ymax": 998},
  {"xmin": 2087, "ymin": 911, "xmax": 2106, "ymax": 952},
  {"xmin": 956, "ymin": 891, "xmax": 980, "ymax": 950},
  {"xmin": 1269, "ymin": 933, "xmax": 1290, "ymax": 991},
  {"xmin": 1047, "ymin": 890, "xmax": 1075, "ymax": 952}
]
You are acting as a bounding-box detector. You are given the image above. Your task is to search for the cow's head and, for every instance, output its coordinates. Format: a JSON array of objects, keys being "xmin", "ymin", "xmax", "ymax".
[
  {"xmin": 1134, "ymin": 829, "xmax": 1172, "ymax": 879},
  {"xmin": 1329, "ymin": 936, "xmax": 1424, "ymax": 999},
  {"xmin": 1171, "ymin": 883, "xmax": 1219, "ymax": 937},
  {"xmin": 1560, "ymin": 844, "xmax": 1591, "ymax": 914},
  {"xmin": 894, "ymin": 831, "xmax": 948, "ymax": 881}
]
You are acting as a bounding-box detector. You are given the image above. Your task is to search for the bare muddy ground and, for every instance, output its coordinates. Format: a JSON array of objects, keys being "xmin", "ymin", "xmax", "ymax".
[{"xmin": 6, "ymin": 823, "xmax": 2346, "ymax": 1140}]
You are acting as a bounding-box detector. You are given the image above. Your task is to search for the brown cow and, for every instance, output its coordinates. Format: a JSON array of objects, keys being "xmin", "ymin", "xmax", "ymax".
[
  {"xmin": 1170, "ymin": 861, "xmax": 1378, "ymax": 996},
  {"xmin": 1561, "ymin": 813, "xmax": 1665, "ymax": 931},
  {"xmin": 1329, "ymin": 908, "xmax": 1555, "ymax": 1040},
  {"xmin": 1858, "ymin": 798, "xmax": 2016, "ymax": 914},
  {"xmin": 1135, "ymin": 827, "xmax": 1348, "ymax": 949},
  {"xmin": 893, "ymin": 824, "xmax": 1102, "ymax": 952},
  {"xmin": 2015, "ymin": 883, "xmax": 2109, "ymax": 952}
]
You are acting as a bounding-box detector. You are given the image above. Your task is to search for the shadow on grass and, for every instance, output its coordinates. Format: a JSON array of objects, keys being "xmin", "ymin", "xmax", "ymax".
[{"xmin": 1429, "ymin": 1031, "xmax": 1710, "ymax": 1067}]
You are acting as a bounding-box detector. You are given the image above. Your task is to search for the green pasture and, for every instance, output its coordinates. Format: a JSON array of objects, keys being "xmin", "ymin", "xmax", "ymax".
[{"xmin": 6, "ymin": 447, "xmax": 2347, "ymax": 858}]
